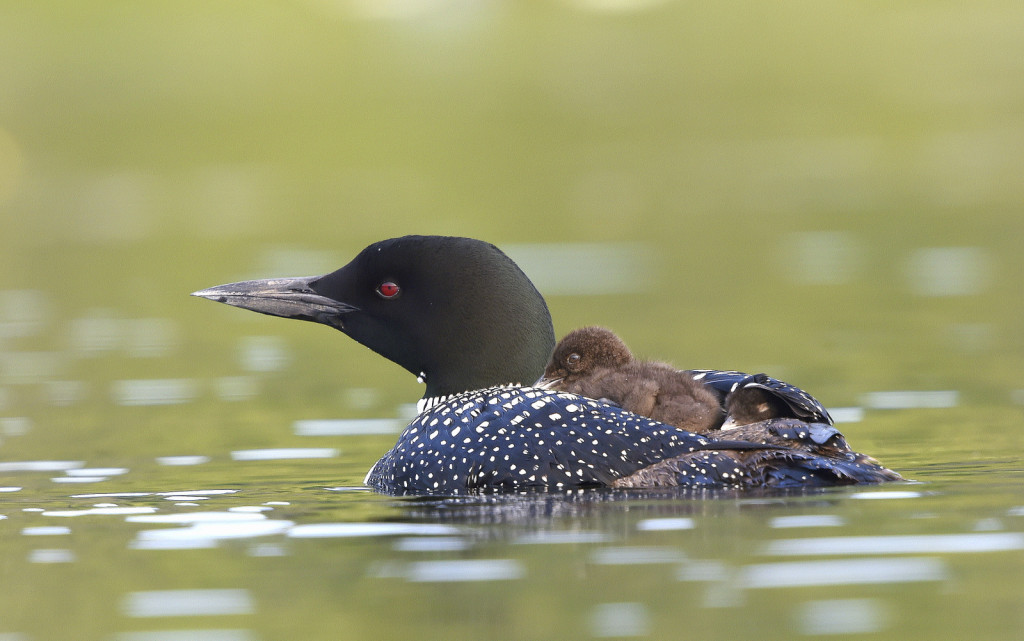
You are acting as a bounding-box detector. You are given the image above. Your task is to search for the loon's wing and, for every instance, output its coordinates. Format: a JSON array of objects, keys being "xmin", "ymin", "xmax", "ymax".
[
  {"xmin": 686, "ymin": 369, "xmax": 833, "ymax": 425},
  {"xmin": 614, "ymin": 442, "xmax": 902, "ymax": 489},
  {"xmin": 707, "ymin": 418, "xmax": 852, "ymax": 461}
]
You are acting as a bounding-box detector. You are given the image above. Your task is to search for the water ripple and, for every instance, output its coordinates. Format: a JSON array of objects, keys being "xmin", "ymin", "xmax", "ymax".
[
  {"xmin": 405, "ymin": 559, "xmax": 525, "ymax": 582},
  {"xmin": 636, "ymin": 517, "xmax": 695, "ymax": 531},
  {"xmin": 121, "ymin": 589, "xmax": 254, "ymax": 617},
  {"xmin": 293, "ymin": 418, "xmax": 402, "ymax": 436},
  {"xmin": 43, "ymin": 507, "xmax": 158, "ymax": 517},
  {"xmin": 769, "ymin": 515, "xmax": 845, "ymax": 529},
  {"xmin": 798, "ymin": 598, "xmax": 888, "ymax": 635},
  {"xmin": 740, "ymin": 557, "xmax": 947, "ymax": 588},
  {"xmin": 763, "ymin": 532, "xmax": 1024, "ymax": 556},
  {"xmin": 0, "ymin": 461, "xmax": 83, "ymax": 472},
  {"xmin": 288, "ymin": 522, "xmax": 460, "ymax": 538},
  {"xmin": 130, "ymin": 516, "xmax": 295, "ymax": 550},
  {"xmin": 591, "ymin": 546, "xmax": 687, "ymax": 565},
  {"xmin": 113, "ymin": 631, "xmax": 256, "ymax": 641},
  {"xmin": 230, "ymin": 448, "xmax": 338, "ymax": 460}
]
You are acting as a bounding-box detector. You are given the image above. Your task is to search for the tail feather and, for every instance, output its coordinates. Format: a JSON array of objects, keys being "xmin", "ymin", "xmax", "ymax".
[{"xmin": 612, "ymin": 446, "xmax": 902, "ymax": 489}]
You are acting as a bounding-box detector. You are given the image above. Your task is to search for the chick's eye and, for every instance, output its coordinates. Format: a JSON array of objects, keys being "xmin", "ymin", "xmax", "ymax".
[
  {"xmin": 377, "ymin": 281, "xmax": 400, "ymax": 299},
  {"xmin": 567, "ymin": 353, "xmax": 581, "ymax": 365}
]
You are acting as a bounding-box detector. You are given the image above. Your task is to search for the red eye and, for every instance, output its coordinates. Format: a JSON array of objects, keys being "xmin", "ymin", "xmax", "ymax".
[{"xmin": 377, "ymin": 281, "xmax": 400, "ymax": 299}]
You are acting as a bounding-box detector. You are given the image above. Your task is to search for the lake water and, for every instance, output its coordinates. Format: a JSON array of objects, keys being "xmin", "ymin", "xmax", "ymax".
[
  {"xmin": 3, "ymin": 3, "xmax": 1024, "ymax": 639},
  {"xmin": 1, "ymin": 341, "xmax": 1022, "ymax": 641}
]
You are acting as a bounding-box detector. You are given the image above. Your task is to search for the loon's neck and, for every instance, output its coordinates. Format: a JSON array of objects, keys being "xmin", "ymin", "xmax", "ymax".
[{"xmin": 416, "ymin": 383, "xmax": 528, "ymax": 415}]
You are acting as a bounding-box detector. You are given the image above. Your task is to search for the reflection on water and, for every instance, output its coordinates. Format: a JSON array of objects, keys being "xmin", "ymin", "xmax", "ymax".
[
  {"xmin": 122, "ymin": 589, "xmax": 254, "ymax": 617},
  {"xmin": 21, "ymin": 526, "xmax": 71, "ymax": 536},
  {"xmin": 51, "ymin": 475, "xmax": 108, "ymax": 484},
  {"xmin": 213, "ymin": 376, "xmax": 259, "ymax": 402},
  {"xmin": 405, "ymin": 559, "xmax": 525, "ymax": 582},
  {"xmin": 293, "ymin": 418, "xmax": 403, "ymax": 436},
  {"xmin": 739, "ymin": 557, "xmax": 947, "ymax": 588},
  {"xmin": 798, "ymin": 598, "xmax": 888, "ymax": 635},
  {"xmin": 66, "ymin": 467, "xmax": 129, "ymax": 477},
  {"xmin": 676, "ymin": 560, "xmax": 729, "ymax": 583},
  {"xmin": 827, "ymin": 407, "xmax": 864, "ymax": 423},
  {"xmin": 69, "ymin": 313, "xmax": 180, "ymax": 358},
  {"xmin": 764, "ymin": 532, "xmax": 1024, "ymax": 555},
  {"xmin": 0, "ymin": 290, "xmax": 50, "ymax": 339},
  {"xmin": 129, "ymin": 511, "xmax": 295, "ymax": 550},
  {"xmin": 0, "ymin": 464, "xmax": 1021, "ymax": 639},
  {"xmin": 156, "ymin": 456, "xmax": 211, "ymax": 466},
  {"xmin": 237, "ymin": 336, "xmax": 290, "ymax": 373},
  {"xmin": 27, "ymin": 548, "xmax": 76, "ymax": 563},
  {"xmin": 0, "ymin": 417, "xmax": 31, "ymax": 437},
  {"xmin": 590, "ymin": 602, "xmax": 650, "ymax": 638},
  {"xmin": 514, "ymin": 530, "xmax": 610, "ymax": 545},
  {"xmin": 114, "ymin": 630, "xmax": 256, "ymax": 641},
  {"xmin": 230, "ymin": 448, "xmax": 339, "ymax": 460},
  {"xmin": 768, "ymin": 514, "xmax": 844, "ymax": 528},
  {"xmin": 0, "ymin": 461, "xmax": 82, "ymax": 472},
  {"xmin": 0, "ymin": 351, "xmax": 63, "ymax": 384},
  {"xmin": 393, "ymin": 536, "xmax": 469, "ymax": 552},
  {"xmin": 863, "ymin": 391, "xmax": 959, "ymax": 410},
  {"xmin": 636, "ymin": 517, "xmax": 694, "ymax": 531},
  {"xmin": 44, "ymin": 506, "xmax": 158, "ymax": 517},
  {"xmin": 2, "ymin": 2, "xmax": 1022, "ymax": 637},
  {"xmin": 848, "ymin": 490, "xmax": 925, "ymax": 500},
  {"xmin": 288, "ymin": 522, "xmax": 461, "ymax": 538},
  {"xmin": 43, "ymin": 380, "xmax": 86, "ymax": 406},
  {"xmin": 590, "ymin": 546, "xmax": 686, "ymax": 565},
  {"xmin": 112, "ymin": 379, "xmax": 199, "ymax": 406}
]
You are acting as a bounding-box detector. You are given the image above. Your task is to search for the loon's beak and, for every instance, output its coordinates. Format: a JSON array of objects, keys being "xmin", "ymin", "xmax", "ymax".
[
  {"xmin": 719, "ymin": 417, "xmax": 740, "ymax": 431},
  {"xmin": 534, "ymin": 375, "xmax": 563, "ymax": 390},
  {"xmin": 191, "ymin": 276, "xmax": 357, "ymax": 328}
]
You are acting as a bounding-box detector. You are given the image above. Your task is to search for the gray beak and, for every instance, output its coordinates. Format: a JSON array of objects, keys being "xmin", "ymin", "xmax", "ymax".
[
  {"xmin": 191, "ymin": 276, "xmax": 357, "ymax": 328},
  {"xmin": 533, "ymin": 376, "xmax": 563, "ymax": 390}
]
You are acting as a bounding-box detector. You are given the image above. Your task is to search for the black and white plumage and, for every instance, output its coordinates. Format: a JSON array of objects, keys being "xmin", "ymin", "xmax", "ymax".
[
  {"xmin": 366, "ymin": 387, "xmax": 754, "ymax": 494},
  {"xmin": 688, "ymin": 370, "xmax": 834, "ymax": 427},
  {"xmin": 365, "ymin": 387, "xmax": 892, "ymax": 493},
  {"xmin": 193, "ymin": 235, "xmax": 901, "ymax": 495}
]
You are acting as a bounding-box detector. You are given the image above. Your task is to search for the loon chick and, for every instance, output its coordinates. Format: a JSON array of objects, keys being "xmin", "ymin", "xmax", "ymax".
[
  {"xmin": 689, "ymin": 370, "xmax": 834, "ymax": 427},
  {"xmin": 193, "ymin": 235, "xmax": 900, "ymax": 494},
  {"xmin": 541, "ymin": 327, "xmax": 852, "ymax": 456},
  {"xmin": 541, "ymin": 326, "xmax": 723, "ymax": 432},
  {"xmin": 720, "ymin": 373, "xmax": 834, "ymax": 429}
]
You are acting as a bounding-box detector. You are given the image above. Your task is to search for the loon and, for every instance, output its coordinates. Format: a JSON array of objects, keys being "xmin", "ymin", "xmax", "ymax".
[
  {"xmin": 540, "ymin": 326, "xmax": 854, "ymax": 458},
  {"xmin": 192, "ymin": 235, "xmax": 901, "ymax": 494}
]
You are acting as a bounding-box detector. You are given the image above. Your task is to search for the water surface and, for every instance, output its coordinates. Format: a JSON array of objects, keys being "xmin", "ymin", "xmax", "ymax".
[{"xmin": 3, "ymin": 2, "xmax": 1024, "ymax": 639}]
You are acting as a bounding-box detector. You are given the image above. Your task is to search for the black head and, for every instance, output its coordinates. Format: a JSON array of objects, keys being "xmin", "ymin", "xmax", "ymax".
[
  {"xmin": 542, "ymin": 326, "xmax": 633, "ymax": 383},
  {"xmin": 193, "ymin": 236, "xmax": 555, "ymax": 399}
]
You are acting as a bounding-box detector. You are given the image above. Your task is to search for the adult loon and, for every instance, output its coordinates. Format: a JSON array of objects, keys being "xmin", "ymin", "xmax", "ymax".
[{"xmin": 193, "ymin": 235, "xmax": 900, "ymax": 494}]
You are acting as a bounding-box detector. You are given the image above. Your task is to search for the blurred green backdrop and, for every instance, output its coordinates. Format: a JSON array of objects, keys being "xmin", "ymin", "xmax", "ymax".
[
  {"xmin": 2, "ymin": 4, "xmax": 1024, "ymax": 641},
  {"xmin": 0, "ymin": 1, "xmax": 1022, "ymax": 460}
]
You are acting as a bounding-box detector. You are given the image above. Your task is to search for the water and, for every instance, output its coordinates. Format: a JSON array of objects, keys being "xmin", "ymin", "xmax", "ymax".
[
  {"xmin": 3, "ymin": 2, "xmax": 1024, "ymax": 639},
  {"xmin": 2, "ymin": 435, "xmax": 1022, "ymax": 640}
]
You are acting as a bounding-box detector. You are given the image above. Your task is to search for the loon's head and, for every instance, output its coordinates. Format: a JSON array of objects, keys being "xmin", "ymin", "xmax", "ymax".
[{"xmin": 193, "ymin": 236, "xmax": 556, "ymax": 399}]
